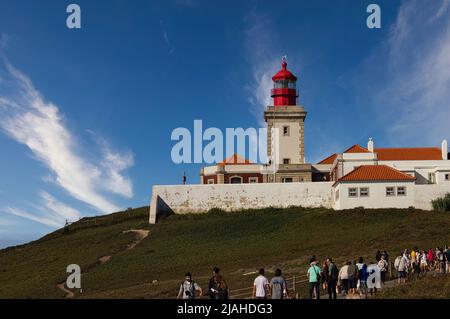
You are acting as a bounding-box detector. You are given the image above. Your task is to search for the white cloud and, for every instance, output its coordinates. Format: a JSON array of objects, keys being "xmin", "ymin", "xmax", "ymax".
[
  {"xmin": 0, "ymin": 217, "xmax": 13, "ymax": 226},
  {"xmin": 243, "ymin": 9, "xmax": 280, "ymax": 127},
  {"xmin": 364, "ymin": 0, "xmax": 450, "ymax": 145},
  {"xmin": 0, "ymin": 62, "xmax": 134, "ymax": 214},
  {"xmin": 3, "ymin": 207, "xmax": 61, "ymax": 228},
  {"xmin": 2, "ymin": 192, "xmax": 81, "ymax": 228},
  {"xmin": 39, "ymin": 191, "xmax": 80, "ymax": 222}
]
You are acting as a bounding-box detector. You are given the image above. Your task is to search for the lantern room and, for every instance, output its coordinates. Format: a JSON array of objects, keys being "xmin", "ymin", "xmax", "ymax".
[{"xmin": 271, "ymin": 57, "xmax": 298, "ymax": 106}]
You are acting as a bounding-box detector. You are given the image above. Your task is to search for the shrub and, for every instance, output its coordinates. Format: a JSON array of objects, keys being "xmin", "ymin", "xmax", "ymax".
[{"xmin": 431, "ymin": 193, "xmax": 450, "ymax": 212}]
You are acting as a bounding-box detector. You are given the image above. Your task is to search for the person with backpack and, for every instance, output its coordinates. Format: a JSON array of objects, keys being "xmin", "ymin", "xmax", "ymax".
[
  {"xmin": 209, "ymin": 267, "xmax": 229, "ymax": 299},
  {"xmin": 269, "ymin": 269, "xmax": 289, "ymax": 299},
  {"xmin": 395, "ymin": 252, "xmax": 408, "ymax": 284},
  {"xmin": 307, "ymin": 257, "xmax": 321, "ymax": 299},
  {"xmin": 177, "ymin": 272, "xmax": 202, "ymax": 299},
  {"xmin": 253, "ymin": 268, "xmax": 269, "ymax": 299},
  {"xmin": 326, "ymin": 258, "xmax": 338, "ymax": 300},
  {"xmin": 356, "ymin": 258, "xmax": 369, "ymax": 299},
  {"xmin": 377, "ymin": 255, "xmax": 388, "ymax": 284}
]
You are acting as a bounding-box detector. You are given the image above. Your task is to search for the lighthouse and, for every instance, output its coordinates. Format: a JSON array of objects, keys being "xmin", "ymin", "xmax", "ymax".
[
  {"xmin": 271, "ymin": 57, "xmax": 298, "ymax": 106},
  {"xmin": 263, "ymin": 57, "xmax": 312, "ymax": 183}
]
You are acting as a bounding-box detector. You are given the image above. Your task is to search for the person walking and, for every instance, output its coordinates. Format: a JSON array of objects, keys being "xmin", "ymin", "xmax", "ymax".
[
  {"xmin": 209, "ymin": 267, "xmax": 229, "ymax": 299},
  {"xmin": 377, "ymin": 255, "xmax": 388, "ymax": 284},
  {"xmin": 327, "ymin": 258, "xmax": 338, "ymax": 300},
  {"xmin": 270, "ymin": 269, "xmax": 289, "ymax": 299},
  {"xmin": 321, "ymin": 261, "xmax": 329, "ymax": 292},
  {"xmin": 253, "ymin": 268, "xmax": 269, "ymax": 299},
  {"xmin": 437, "ymin": 248, "xmax": 445, "ymax": 274},
  {"xmin": 338, "ymin": 262, "xmax": 350, "ymax": 296},
  {"xmin": 307, "ymin": 258, "xmax": 321, "ymax": 300},
  {"xmin": 444, "ymin": 246, "xmax": 450, "ymax": 273},
  {"xmin": 347, "ymin": 261, "xmax": 357, "ymax": 296},
  {"xmin": 357, "ymin": 258, "xmax": 369, "ymax": 299},
  {"xmin": 177, "ymin": 272, "xmax": 203, "ymax": 299}
]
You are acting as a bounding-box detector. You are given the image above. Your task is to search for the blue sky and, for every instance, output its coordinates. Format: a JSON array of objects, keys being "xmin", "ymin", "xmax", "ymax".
[{"xmin": 0, "ymin": 0, "xmax": 449, "ymax": 248}]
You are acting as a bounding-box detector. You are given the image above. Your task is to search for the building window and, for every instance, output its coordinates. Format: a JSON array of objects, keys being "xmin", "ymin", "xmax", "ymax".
[
  {"xmin": 283, "ymin": 158, "xmax": 291, "ymax": 165},
  {"xmin": 283, "ymin": 126, "xmax": 290, "ymax": 136},
  {"xmin": 445, "ymin": 174, "xmax": 450, "ymax": 181},
  {"xmin": 397, "ymin": 186, "xmax": 407, "ymax": 196},
  {"xmin": 249, "ymin": 177, "xmax": 259, "ymax": 183},
  {"xmin": 335, "ymin": 189, "xmax": 340, "ymax": 201},
  {"xmin": 348, "ymin": 188, "xmax": 358, "ymax": 198},
  {"xmin": 360, "ymin": 187, "xmax": 369, "ymax": 197},
  {"xmin": 207, "ymin": 179, "xmax": 215, "ymax": 184},
  {"xmin": 229, "ymin": 176, "xmax": 243, "ymax": 184},
  {"xmin": 386, "ymin": 187, "xmax": 395, "ymax": 197},
  {"xmin": 282, "ymin": 177, "xmax": 293, "ymax": 183},
  {"xmin": 428, "ymin": 173, "xmax": 436, "ymax": 184}
]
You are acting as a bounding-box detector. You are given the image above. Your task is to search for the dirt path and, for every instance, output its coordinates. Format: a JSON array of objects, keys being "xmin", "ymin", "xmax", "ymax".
[
  {"xmin": 56, "ymin": 229, "xmax": 149, "ymax": 298},
  {"xmin": 56, "ymin": 282, "xmax": 75, "ymax": 298},
  {"xmin": 123, "ymin": 229, "xmax": 150, "ymax": 250}
]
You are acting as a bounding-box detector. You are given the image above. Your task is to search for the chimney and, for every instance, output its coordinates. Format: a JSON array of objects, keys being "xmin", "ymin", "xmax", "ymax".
[
  {"xmin": 442, "ymin": 139, "xmax": 448, "ymax": 160},
  {"xmin": 368, "ymin": 138, "xmax": 374, "ymax": 152}
]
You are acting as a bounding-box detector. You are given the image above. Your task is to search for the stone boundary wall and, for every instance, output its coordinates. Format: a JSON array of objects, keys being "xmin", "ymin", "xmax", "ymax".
[
  {"xmin": 148, "ymin": 182, "xmax": 450, "ymax": 224},
  {"xmin": 149, "ymin": 182, "xmax": 334, "ymax": 224}
]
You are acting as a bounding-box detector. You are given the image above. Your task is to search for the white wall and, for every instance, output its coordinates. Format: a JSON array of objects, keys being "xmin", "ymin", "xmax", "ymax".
[
  {"xmin": 148, "ymin": 182, "xmax": 450, "ymax": 224},
  {"xmin": 149, "ymin": 182, "xmax": 334, "ymax": 224},
  {"xmin": 273, "ymin": 121, "xmax": 302, "ymax": 164},
  {"xmin": 413, "ymin": 184, "xmax": 450, "ymax": 210},
  {"xmin": 334, "ymin": 181, "xmax": 415, "ymax": 210}
]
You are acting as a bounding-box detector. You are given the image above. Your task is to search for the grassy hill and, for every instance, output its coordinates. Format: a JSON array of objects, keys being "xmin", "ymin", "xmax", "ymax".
[{"xmin": 1, "ymin": 206, "xmax": 450, "ymax": 299}]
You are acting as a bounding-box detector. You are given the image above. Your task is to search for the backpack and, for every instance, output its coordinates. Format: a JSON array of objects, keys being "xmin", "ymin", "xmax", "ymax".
[
  {"xmin": 181, "ymin": 281, "xmax": 196, "ymax": 299},
  {"xmin": 394, "ymin": 257, "xmax": 401, "ymax": 270}
]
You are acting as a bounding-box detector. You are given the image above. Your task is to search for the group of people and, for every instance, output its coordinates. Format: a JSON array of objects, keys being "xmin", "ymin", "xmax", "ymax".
[
  {"xmin": 177, "ymin": 246, "xmax": 450, "ymax": 299},
  {"xmin": 177, "ymin": 267, "xmax": 229, "ymax": 300},
  {"xmin": 393, "ymin": 246, "xmax": 450, "ymax": 283},
  {"xmin": 307, "ymin": 246, "xmax": 450, "ymax": 299},
  {"xmin": 307, "ymin": 255, "xmax": 386, "ymax": 300}
]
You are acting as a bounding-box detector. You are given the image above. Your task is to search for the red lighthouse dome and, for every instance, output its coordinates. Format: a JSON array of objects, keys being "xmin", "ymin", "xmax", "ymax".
[{"xmin": 271, "ymin": 57, "xmax": 298, "ymax": 106}]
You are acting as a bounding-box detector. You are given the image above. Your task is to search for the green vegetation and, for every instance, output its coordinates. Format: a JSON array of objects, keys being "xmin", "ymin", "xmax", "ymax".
[
  {"xmin": 431, "ymin": 193, "xmax": 450, "ymax": 212},
  {"xmin": 0, "ymin": 206, "xmax": 449, "ymax": 299},
  {"xmin": 378, "ymin": 274, "xmax": 450, "ymax": 299}
]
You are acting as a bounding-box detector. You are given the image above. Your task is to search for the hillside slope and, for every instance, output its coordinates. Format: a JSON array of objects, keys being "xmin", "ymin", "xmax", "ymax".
[{"xmin": 0, "ymin": 206, "xmax": 449, "ymax": 298}]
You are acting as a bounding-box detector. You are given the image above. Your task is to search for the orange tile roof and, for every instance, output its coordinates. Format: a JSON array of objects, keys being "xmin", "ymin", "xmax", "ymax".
[
  {"xmin": 318, "ymin": 153, "xmax": 337, "ymax": 164},
  {"xmin": 218, "ymin": 154, "xmax": 254, "ymax": 166},
  {"xmin": 375, "ymin": 147, "xmax": 442, "ymax": 161},
  {"xmin": 318, "ymin": 145, "xmax": 443, "ymax": 164},
  {"xmin": 344, "ymin": 144, "xmax": 370, "ymax": 153},
  {"xmin": 338, "ymin": 165, "xmax": 416, "ymax": 182}
]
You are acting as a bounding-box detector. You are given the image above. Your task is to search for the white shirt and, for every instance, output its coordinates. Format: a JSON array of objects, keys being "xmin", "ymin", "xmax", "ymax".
[{"xmin": 254, "ymin": 275, "xmax": 269, "ymax": 298}]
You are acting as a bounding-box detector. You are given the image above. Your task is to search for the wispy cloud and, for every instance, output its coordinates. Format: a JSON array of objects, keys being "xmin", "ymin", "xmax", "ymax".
[
  {"xmin": 365, "ymin": 0, "xmax": 450, "ymax": 145},
  {"xmin": 160, "ymin": 20, "xmax": 175, "ymax": 55},
  {"xmin": 0, "ymin": 61, "xmax": 134, "ymax": 214},
  {"xmin": 0, "ymin": 217, "xmax": 13, "ymax": 226},
  {"xmin": 2, "ymin": 192, "xmax": 80, "ymax": 228},
  {"xmin": 243, "ymin": 9, "xmax": 280, "ymax": 127}
]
